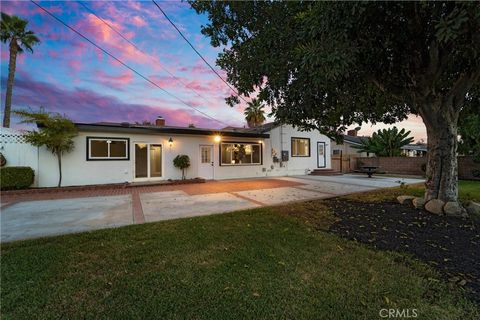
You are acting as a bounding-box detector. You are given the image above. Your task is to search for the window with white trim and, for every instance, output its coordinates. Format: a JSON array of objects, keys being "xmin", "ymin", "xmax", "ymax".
[
  {"xmin": 291, "ymin": 138, "xmax": 310, "ymax": 157},
  {"xmin": 87, "ymin": 137, "xmax": 129, "ymax": 160},
  {"xmin": 220, "ymin": 143, "xmax": 261, "ymax": 165}
]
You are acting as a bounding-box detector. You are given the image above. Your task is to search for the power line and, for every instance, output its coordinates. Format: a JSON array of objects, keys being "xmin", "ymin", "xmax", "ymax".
[
  {"xmin": 151, "ymin": 0, "xmax": 250, "ymax": 104},
  {"xmin": 77, "ymin": 1, "xmax": 217, "ymax": 107},
  {"xmin": 30, "ymin": 0, "xmax": 229, "ymax": 126}
]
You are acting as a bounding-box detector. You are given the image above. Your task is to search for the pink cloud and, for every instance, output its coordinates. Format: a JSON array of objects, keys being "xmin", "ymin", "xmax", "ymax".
[
  {"xmin": 4, "ymin": 73, "xmax": 239, "ymax": 129},
  {"xmin": 68, "ymin": 60, "xmax": 81, "ymax": 72},
  {"xmin": 131, "ymin": 16, "xmax": 147, "ymax": 27},
  {"xmin": 95, "ymin": 70, "xmax": 134, "ymax": 89}
]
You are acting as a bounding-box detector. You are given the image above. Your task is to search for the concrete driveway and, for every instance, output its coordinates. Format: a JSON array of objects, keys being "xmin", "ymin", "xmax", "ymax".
[{"xmin": 0, "ymin": 174, "xmax": 423, "ymax": 242}]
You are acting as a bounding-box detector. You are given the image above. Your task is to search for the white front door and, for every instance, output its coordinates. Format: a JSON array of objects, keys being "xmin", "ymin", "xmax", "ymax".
[
  {"xmin": 317, "ymin": 142, "xmax": 326, "ymax": 168},
  {"xmin": 198, "ymin": 145, "xmax": 214, "ymax": 179}
]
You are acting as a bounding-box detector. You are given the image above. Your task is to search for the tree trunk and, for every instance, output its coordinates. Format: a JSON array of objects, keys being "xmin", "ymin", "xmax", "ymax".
[
  {"xmin": 57, "ymin": 151, "xmax": 62, "ymax": 187},
  {"xmin": 421, "ymin": 106, "xmax": 459, "ymax": 203},
  {"xmin": 3, "ymin": 39, "xmax": 18, "ymax": 128}
]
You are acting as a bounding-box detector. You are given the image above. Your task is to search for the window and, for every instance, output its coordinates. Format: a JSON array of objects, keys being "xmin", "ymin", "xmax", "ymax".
[
  {"xmin": 87, "ymin": 137, "xmax": 129, "ymax": 160},
  {"xmin": 220, "ymin": 142, "xmax": 262, "ymax": 165},
  {"xmin": 201, "ymin": 146, "xmax": 211, "ymax": 163},
  {"xmin": 333, "ymin": 149, "xmax": 342, "ymax": 155},
  {"xmin": 291, "ymin": 138, "xmax": 310, "ymax": 157}
]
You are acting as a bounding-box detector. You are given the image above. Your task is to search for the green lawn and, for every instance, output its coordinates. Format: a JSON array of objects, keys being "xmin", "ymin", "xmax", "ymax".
[
  {"xmin": 345, "ymin": 180, "xmax": 480, "ymax": 203},
  {"xmin": 2, "ymin": 199, "xmax": 478, "ymax": 319}
]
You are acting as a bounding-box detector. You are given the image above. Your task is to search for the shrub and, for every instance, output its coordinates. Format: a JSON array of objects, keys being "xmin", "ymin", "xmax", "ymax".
[
  {"xmin": 0, "ymin": 166, "xmax": 34, "ymax": 190},
  {"xmin": 173, "ymin": 155, "xmax": 190, "ymax": 180}
]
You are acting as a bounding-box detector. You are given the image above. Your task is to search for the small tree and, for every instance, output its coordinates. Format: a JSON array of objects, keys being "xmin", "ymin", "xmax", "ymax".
[
  {"xmin": 354, "ymin": 127, "xmax": 414, "ymax": 157},
  {"xmin": 173, "ymin": 154, "xmax": 190, "ymax": 180},
  {"xmin": 15, "ymin": 110, "xmax": 77, "ymax": 187}
]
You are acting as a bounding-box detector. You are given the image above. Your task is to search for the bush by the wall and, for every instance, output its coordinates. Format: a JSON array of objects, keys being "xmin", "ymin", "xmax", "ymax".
[{"xmin": 0, "ymin": 166, "xmax": 34, "ymax": 190}]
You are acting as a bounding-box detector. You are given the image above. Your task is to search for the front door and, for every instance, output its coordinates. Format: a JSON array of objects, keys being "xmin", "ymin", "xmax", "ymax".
[
  {"xmin": 134, "ymin": 143, "xmax": 162, "ymax": 180},
  {"xmin": 317, "ymin": 142, "xmax": 326, "ymax": 168},
  {"xmin": 198, "ymin": 145, "xmax": 214, "ymax": 179}
]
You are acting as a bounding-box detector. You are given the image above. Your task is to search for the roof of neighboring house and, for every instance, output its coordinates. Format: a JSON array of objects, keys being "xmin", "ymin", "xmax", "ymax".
[
  {"xmin": 74, "ymin": 122, "xmax": 270, "ymax": 138},
  {"xmin": 401, "ymin": 143, "xmax": 428, "ymax": 152},
  {"xmin": 342, "ymin": 135, "xmax": 369, "ymax": 145}
]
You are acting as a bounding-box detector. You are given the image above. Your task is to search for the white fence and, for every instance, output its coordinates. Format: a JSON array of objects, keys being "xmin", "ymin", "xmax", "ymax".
[{"xmin": 0, "ymin": 127, "xmax": 39, "ymax": 186}]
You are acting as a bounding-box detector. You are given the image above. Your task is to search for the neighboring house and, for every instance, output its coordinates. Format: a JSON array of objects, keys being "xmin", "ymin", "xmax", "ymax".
[
  {"xmin": 401, "ymin": 143, "xmax": 427, "ymax": 157},
  {"xmin": 3, "ymin": 118, "xmax": 332, "ymax": 187},
  {"xmin": 330, "ymin": 129, "xmax": 373, "ymax": 158}
]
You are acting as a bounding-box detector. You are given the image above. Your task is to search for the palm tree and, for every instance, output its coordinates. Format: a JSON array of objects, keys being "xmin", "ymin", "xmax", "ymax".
[
  {"xmin": 353, "ymin": 127, "xmax": 414, "ymax": 157},
  {"xmin": 244, "ymin": 98, "xmax": 266, "ymax": 128},
  {"xmin": 1, "ymin": 13, "xmax": 40, "ymax": 127}
]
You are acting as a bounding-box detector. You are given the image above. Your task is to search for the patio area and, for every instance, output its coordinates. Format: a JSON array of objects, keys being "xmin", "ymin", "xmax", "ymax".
[{"xmin": 0, "ymin": 174, "xmax": 424, "ymax": 242}]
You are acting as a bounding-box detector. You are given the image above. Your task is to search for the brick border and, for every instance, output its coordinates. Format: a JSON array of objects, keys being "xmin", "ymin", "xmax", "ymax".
[
  {"xmin": 131, "ymin": 191, "xmax": 145, "ymax": 224},
  {"xmin": 1, "ymin": 178, "xmax": 206, "ymax": 196}
]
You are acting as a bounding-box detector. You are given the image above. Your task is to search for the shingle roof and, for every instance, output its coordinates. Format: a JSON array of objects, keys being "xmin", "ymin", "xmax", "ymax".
[{"xmin": 342, "ymin": 135, "xmax": 369, "ymax": 145}]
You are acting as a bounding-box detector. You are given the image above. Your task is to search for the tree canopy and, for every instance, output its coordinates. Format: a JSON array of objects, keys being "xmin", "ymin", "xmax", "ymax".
[{"xmin": 191, "ymin": 1, "xmax": 479, "ymax": 137}]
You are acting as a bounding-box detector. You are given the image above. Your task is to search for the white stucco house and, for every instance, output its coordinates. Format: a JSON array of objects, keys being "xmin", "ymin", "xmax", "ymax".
[{"xmin": 1, "ymin": 117, "xmax": 332, "ymax": 187}]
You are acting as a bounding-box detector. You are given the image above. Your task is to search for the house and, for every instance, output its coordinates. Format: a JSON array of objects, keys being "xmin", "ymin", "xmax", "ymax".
[
  {"xmin": 3, "ymin": 118, "xmax": 332, "ymax": 187},
  {"xmin": 330, "ymin": 129, "xmax": 372, "ymax": 158},
  {"xmin": 401, "ymin": 143, "xmax": 427, "ymax": 157}
]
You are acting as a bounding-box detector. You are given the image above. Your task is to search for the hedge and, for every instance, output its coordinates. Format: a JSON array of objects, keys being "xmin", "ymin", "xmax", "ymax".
[{"xmin": 0, "ymin": 166, "xmax": 35, "ymax": 190}]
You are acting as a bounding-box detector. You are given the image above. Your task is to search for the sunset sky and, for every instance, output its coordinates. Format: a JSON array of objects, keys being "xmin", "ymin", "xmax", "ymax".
[{"xmin": 1, "ymin": 0, "xmax": 427, "ymax": 141}]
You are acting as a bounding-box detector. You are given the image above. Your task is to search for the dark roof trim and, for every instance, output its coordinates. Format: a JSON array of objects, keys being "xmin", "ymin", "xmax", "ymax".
[{"xmin": 74, "ymin": 123, "xmax": 270, "ymax": 138}]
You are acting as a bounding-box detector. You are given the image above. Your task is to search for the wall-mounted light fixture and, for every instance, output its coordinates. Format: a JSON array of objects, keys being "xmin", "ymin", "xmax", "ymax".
[
  {"xmin": 168, "ymin": 137, "xmax": 173, "ymax": 147},
  {"xmin": 214, "ymin": 135, "xmax": 221, "ymax": 143}
]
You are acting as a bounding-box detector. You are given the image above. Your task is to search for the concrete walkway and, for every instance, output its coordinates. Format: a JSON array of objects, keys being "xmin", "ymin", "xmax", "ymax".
[{"xmin": 0, "ymin": 174, "xmax": 423, "ymax": 242}]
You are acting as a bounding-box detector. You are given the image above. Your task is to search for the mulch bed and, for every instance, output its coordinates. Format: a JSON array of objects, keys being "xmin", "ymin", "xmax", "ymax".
[{"xmin": 326, "ymin": 199, "xmax": 480, "ymax": 303}]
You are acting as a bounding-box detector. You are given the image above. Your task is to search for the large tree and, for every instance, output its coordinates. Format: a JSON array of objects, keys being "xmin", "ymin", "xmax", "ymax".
[
  {"xmin": 1, "ymin": 12, "xmax": 40, "ymax": 128},
  {"xmin": 191, "ymin": 1, "xmax": 480, "ymax": 206}
]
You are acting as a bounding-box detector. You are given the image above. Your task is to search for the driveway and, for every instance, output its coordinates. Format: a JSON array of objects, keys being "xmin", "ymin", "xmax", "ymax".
[{"xmin": 1, "ymin": 174, "xmax": 423, "ymax": 242}]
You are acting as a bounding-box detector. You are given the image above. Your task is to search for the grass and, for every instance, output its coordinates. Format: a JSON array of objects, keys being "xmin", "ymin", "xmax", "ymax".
[
  {"xmin": 345, "ymin": 180, "xmax": 480, "ymax": 203},
  {"xmin": 2, "ymin": 201, "xmax": 479, "ymax": 319}
]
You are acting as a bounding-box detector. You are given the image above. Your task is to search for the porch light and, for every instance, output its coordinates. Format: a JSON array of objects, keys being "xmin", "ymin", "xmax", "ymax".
[
  {"xmin": 214, "ymin": 135, "xmax": 221, "ymax": 143},
  {"xmin": 168, "ymin": 137, "xmax": 173, "ymax": 147}
]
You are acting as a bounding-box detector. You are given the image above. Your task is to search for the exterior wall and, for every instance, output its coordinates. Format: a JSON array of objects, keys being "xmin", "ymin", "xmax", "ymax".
[
  {"xmin": 356, "ymin": 156, "xmax": 480, "ymax": 180},
  {"xmin": 0, "ymin": 127, "xmax": 40, "ymax": 186},
  {"xmin": 36, "ymin": 125, "xmax": 332, "ymax": 187},
  {"xmin": 265, "ymin": 125, "xmax": 332, "ymax": 176}
]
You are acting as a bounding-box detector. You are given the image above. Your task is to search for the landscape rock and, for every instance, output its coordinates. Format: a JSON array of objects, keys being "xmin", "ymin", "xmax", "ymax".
[
  {"xmin": 413, "ymin": 197, "xmax": 426, "ymax": 209},
  {"xmin": 397, "ymin": 195, "xmax": 415, "ymax": 205},
  {"xmin": 466, "ymin": 201, "xmax": 480, "ymax": 215},
  {"xmin": 466, "ymin": 201, "xmax": 480, "ymax": 223},
  {"xmin": 425, "ymin": 199, "xmax": 445, "ymax": 215},
  {"xmin": 443, "ymin": 201, "xmax": 467, "ymax": 217}
]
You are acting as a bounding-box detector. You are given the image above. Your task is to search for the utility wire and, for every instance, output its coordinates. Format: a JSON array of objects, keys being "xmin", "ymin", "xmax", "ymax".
[
  {"xmin": 151, "ymin": 0, "xmax": 250, "ymax": 104},
  {"xmin": 30, "ymin": 0, "xmax": 229, "ymax": 126},
  {"xmin": 77, "ymin": 1, "xmax": 218, "ymax": 108}
]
